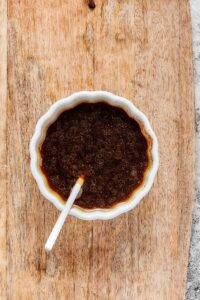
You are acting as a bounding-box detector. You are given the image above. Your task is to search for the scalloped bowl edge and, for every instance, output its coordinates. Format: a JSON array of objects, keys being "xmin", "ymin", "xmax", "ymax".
[{"xmin": 29, "ymin": 91, "xmax": 159, "ymax": 220}]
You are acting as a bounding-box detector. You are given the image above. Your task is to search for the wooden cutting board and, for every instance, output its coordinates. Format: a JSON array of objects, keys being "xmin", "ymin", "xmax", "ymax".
[{"xmin": 0, "ymin": 0, "xmax": 195, "ymax": 299}]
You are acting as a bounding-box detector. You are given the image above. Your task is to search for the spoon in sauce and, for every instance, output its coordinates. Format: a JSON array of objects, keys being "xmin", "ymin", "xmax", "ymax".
[{"xmin": 45, "ymin": 176, "xmax": 84, "ymax": 251}]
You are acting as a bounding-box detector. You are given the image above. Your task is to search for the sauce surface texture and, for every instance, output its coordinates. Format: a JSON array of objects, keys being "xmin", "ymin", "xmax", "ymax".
[{"xmin": 41, "ymin": 102, "xmax": 149, "ymax": 209}]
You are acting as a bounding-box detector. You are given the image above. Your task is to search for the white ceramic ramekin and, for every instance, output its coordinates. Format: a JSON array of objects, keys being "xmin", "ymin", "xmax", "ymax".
[{"xmin": 30, "ymin": 91, "xmax": 159, "ymax": 220}]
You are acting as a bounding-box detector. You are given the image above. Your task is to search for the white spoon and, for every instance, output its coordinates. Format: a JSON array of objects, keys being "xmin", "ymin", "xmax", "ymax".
[{"xmin": 45, "ymin": 176, "xmax": 84, "ymax": 251}]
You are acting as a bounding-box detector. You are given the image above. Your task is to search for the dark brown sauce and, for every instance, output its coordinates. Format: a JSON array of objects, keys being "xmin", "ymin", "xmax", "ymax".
[{"xmin": 40, "ymin": 102, "xmax": 150, "ymax": 209}]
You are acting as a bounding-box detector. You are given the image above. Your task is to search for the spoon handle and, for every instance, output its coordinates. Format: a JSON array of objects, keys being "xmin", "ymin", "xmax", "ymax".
[{"xmin": 45, "ymin": 177, "xmax": 84, "ymax": 251}]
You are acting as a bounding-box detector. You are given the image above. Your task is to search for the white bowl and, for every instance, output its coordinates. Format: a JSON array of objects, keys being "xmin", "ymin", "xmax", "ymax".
[{"xmin": 30, "ymin": 91, "xmax": 159, "ymax": 220}]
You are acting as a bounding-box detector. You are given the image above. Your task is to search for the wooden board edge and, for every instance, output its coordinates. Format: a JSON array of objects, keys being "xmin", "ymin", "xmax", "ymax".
[
  {"xmin": 178, "ymin": 1, "xmax": 196, "ymax": 298},
  {"xmin": 0, "ymin": 0, "xmax": 7, "ymax": 299}
]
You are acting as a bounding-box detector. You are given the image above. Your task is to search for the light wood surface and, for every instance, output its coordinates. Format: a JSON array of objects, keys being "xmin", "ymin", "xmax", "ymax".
[
  {"xmin": 0, "ymin": 1, "xmax": 7, "ymax": 299},
  {"xmin": 0, "ymin": 0, "xmax": 195, "ymax": 299}
]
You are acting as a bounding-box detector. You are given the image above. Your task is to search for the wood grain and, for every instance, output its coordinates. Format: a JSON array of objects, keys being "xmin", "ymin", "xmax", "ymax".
[
  {"xmin": 1, "ymin": 0, "xmax": 195, "ymax": 299},
  {"xmin": 0, "ymin": 1, "xmax": 7, "ymax": 299}
]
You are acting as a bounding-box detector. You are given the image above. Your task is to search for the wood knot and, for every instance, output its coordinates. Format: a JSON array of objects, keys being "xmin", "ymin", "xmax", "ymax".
[{"xmin": 87, "ymin": 0, "xmax": 96, "ymax": 9}]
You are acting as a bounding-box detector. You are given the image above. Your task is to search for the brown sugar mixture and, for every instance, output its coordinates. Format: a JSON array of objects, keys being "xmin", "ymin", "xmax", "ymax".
[{"xmin": 40, "ymin": 102, "xmax": 150, "ymax": 209}]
